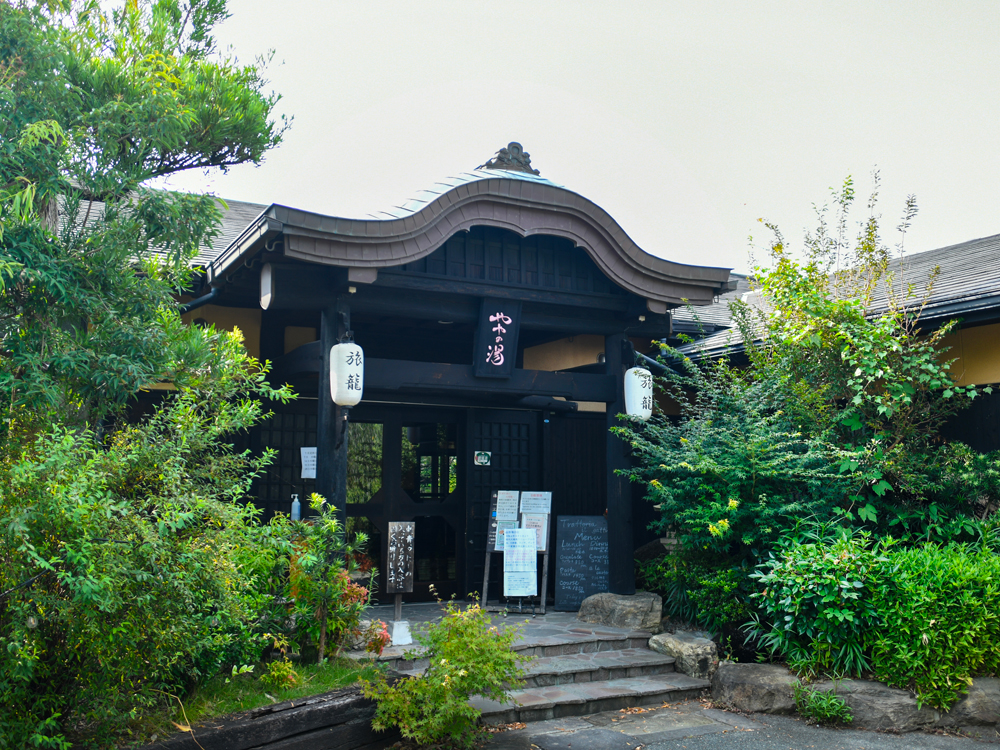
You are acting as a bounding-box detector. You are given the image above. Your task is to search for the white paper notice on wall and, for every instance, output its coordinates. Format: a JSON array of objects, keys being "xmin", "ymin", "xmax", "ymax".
[
  {"xmin": 521, "ymin": 513, "xmax": 549, "ymax": 552},
  {"xmin": 495, "ymin": 490, "xmax": 520, "ymax": 521},
  {"xmin": 519, "ymin": 491, "xmax": 552, "ymax": 515},
  {"xmin": 300, "ymin": 447, "xmax": 317, "ymax": 479}
]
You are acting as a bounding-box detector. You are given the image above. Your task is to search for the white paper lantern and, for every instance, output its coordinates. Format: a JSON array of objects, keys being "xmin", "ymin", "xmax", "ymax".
[
  {"xmin": 330, "ymin": 342, "xmax": 364, "ymax": 406},
  {"xmin": 624, "ymin": 367, "xmax": 653, "ymax": 421}
]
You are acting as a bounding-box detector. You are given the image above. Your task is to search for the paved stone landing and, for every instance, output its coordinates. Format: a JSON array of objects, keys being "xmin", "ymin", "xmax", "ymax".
[{"xmin": 486, "ymin": 701, "xmax": 762, "ymax": 749}]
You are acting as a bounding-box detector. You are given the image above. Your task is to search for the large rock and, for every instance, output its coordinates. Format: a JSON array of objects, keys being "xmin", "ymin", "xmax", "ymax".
[
  {"xmin": 577, "ymin": 591, "xmax": 662, "ymax": 633},
  {"xmin": 938, "ymin": 677, "xmax": 1000, "ymax": 728},
  {"xmin": 811, "ymin": 678, "xmax": 939, "ymax": 732},
  {"xmin": 711, "ymin": 662, "xmax": 797, "ymax": 714},
  {"xmin": 649, "ymin": 631, "xmax": 719, "ymax": 680}
]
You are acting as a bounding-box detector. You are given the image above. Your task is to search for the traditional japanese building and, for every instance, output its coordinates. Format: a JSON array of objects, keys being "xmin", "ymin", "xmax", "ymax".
[{"xmin": 182, "ymin": 143, "xmax": 734, "ymax": 603}]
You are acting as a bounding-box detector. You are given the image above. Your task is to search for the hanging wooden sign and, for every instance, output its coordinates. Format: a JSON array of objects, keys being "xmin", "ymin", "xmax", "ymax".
[{"xmin": 473, "ymin": 298, "xmax": 522, "ymax": 379}]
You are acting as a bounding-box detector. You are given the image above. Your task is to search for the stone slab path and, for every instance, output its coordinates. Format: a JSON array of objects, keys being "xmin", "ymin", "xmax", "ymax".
[{"xmin": 486, "ymin": 701, "xmax": 999, "ymax": 749}]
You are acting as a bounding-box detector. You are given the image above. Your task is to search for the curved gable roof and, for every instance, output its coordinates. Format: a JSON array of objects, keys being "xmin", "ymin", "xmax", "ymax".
[{"xmin": 209, "ymin": 166, "xmax": 733, "ymax": 307}]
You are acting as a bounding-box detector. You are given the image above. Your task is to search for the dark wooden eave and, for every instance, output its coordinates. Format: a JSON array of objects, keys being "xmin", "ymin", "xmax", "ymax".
[{"xmin": 206, "ymin": 170, "xmax": 734, "ymax": 308}]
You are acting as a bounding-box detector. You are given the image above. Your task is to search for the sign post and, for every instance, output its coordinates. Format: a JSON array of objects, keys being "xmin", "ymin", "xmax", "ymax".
[{"xmin": 386, "ymin": 521, "xmax": 415, "ymax": 645}]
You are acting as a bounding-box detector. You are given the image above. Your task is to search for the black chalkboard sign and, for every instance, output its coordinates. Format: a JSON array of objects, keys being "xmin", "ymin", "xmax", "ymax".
[{"xmin": 554, "ymin": 516, "xmax": 609, "ymax": 611}]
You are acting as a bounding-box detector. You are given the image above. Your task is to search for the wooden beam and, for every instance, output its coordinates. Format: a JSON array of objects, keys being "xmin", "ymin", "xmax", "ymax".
[
  {"xmin": 258, "ymin": 270, "xmax": 671, "ymax": 336},
  {"xmin": 605, "ymin": 332, "xmax": 635, "ymax": 596},
  {"xmin": 271, "ymin": 343, "xmax": 615, "ymax": 402},
  {"xmin": 373, "ymin": 271, "xmax": 635, "ymax": 311},
  {"xmin": 316, "ymin": 299, "xmax": 349, "ymax": 527},
  {"xmin": 366, "ymin": 359, "xmax": 614, "ymax": 401}
]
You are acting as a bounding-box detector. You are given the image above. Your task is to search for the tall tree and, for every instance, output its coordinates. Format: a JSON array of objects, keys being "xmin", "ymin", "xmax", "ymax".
[
  {"xmin": 0, "ymin": 0, "xmax": 286, "ymax": 429},
  {"xmin": 0, "ymin": 2, "xmax": 291, "ymax": 746}
]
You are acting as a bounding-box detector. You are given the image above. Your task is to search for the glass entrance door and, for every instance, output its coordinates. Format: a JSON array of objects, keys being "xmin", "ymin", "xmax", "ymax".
[{"xmin": 347, "ymin": 406, "xmax": 464, "ymax": 601}]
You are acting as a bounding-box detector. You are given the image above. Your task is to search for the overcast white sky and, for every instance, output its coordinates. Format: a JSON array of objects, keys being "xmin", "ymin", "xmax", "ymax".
[{"xmin": 159, "ymin": 1, "xmax": 1000, "ymax": 273}]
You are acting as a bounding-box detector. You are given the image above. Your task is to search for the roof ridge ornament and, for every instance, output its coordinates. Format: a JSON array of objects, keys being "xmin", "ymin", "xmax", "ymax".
[{"xmin": 478, "ymin": 142, "xmax": 540, "ymax": 175}]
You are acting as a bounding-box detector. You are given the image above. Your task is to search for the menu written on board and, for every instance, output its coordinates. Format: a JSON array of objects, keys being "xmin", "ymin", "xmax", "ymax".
[
  {"xmin": 520, "ymin": 513, "xmax": 549, "ymax": 552},
  {"xmin": 386, "ymin": 521, "xmax": 415, "ymax": 594},
  {"xmin": 554, "ymin": 516, "xmax": 609, "ymax": 611},
  {"xmin": 300, "ymin": 447, "xmax": 317, "ymax": 479},
  {"xmin": 503, "ymin": 528, "xmax": 537, "ymax": 597},
  {"xmin": 519, "ymin": 491, "xmax": 551, "ymax": 515}
]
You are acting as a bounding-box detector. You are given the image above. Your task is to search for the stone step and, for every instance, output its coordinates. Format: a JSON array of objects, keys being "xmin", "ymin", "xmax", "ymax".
[
  {"xmin": 520, "ymin": 648, "xmax": 676, "ymax": 688},
  {"xmin": 513, "ymin": 629, "xmax": 652, "ymax": 658},
  {"xmin": 350, "ymin": 628, "xmax": 652, "ymax": 673},
  {"xmin": 472, "ymin": 673, "xmax": 712, "ymax": 724},
  {"xmin": 394, "ymin": 647, "xmax": 676, "ymax": 686}
]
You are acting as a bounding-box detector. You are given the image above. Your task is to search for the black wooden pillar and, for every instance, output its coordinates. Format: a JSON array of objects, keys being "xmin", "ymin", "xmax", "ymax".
[
  {"xmin": 317, "ymin": 297, "xmax": 350, "ymax": 526},
  {"xmin": 605, "ymin": 332, "xmax": 635, "ymax": 595}
]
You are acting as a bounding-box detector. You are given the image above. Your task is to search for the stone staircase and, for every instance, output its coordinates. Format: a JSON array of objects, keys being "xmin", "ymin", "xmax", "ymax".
[{"xmin": 363, "ymin": 627, "xmax": 710, "ymax": 725}]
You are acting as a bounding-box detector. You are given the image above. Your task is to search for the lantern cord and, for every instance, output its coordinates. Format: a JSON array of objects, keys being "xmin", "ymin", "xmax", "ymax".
[{"xmin": 335, "ymin": 407, "xmax": 351, "ymax": 450}]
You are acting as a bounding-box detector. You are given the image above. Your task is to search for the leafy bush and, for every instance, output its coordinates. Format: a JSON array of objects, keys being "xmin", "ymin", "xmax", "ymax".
[
  {"xmin": 638, "ymin": 555, "xmax": 749, "ymax": 634},
  {"xmin": 869, "ymin": 544, "xmax": 1000, "ymax": 709},
  {"xmin": 750, "ymin": 529, "xmax": 1000, "ymax": 710},
  {"xmin": 620, "ymin": 178, "xmax": 1000, "ymax": 582},
  {"xmin": 361, "ymin": 598, "xmax": 528, "ymax": 749},
  {"xmin": 794, "ymin": 682, "xmax": 853, "ymax": 725},
  {"xmin": 287, "ymin": 494, "xmax": 371, "ymax": 663},
  {"xmin": 749, "ymin": 528, "xmax": 885, "ymax": 676},
  {"xmin": 618, "ymin": 358, "xmax": 847, "ymax": 562}
]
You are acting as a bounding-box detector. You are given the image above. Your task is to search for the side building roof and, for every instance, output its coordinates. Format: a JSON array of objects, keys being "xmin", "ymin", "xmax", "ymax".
[{"xmin": 676, "ymin": 232, "xmax": 1000, "ymax": 360}]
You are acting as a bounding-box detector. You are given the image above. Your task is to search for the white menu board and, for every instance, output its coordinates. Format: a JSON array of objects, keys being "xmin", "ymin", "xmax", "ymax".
[
  {"xmin": 495, "ymin": 490, "xmax": 520, "ymax": 521},
  {"xmin": 503, "ymin": 528, "xmax": 538, "ymax": 597},
  {"xmin": 519, "ymin": 491, "xmax": 552, "ymax": 514},
  {"xmin": 503, "ymin": 571, "xmax": 537, "ymax": 597}
]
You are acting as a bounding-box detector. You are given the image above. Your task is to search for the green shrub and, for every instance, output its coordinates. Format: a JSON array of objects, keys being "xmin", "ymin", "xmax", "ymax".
[
  {"xmin": 751, "ymin": 531, "xmax": 1000, "ymax": 710},
  {"xmin": 749, "ymin": 528, "xmax": 885, "ymax": 676},
  {"xmin": 794, "ymin": 682, "xmax": 853, "ymax": 725},
  {"xmin": 287, "ymin": 494, "xmax": 371, "ymax": 663},
  {"xmin": 870, "ymin": 544, "xmax": 1000, "ymax": 709},
  {"xmin": 617, "ymin": 360, "xmax": 847, "ymax": 562},
  {"xmin": 0, "ymin": 331, "xmax": 294, "ymax": 748},
  {"xmin": 638, "ymin": 555, "xmax": 749, "ymax": 634},
  {"xmin": 361, "ymin": 599, "xmax": 528, "ymax": 748}
]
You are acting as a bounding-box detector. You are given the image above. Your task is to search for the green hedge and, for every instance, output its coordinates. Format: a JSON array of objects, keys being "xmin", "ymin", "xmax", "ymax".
[{"xmin": 751, "ymin": 534, "xmax": 1000, "ymax": 709}]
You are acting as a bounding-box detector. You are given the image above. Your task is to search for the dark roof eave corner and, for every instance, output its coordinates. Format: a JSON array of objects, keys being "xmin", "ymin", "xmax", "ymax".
[{"xmin": 206, "ymin": 207, "xmax": 283, "ymax": 285}]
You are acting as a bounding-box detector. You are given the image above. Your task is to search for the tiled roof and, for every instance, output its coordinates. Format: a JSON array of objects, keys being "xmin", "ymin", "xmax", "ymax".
[
  {"xmin": 365, "ymin": 169, "xmax": 563, "ymax": 221},
  {"xmin": 196, "ymin": 198, "xmax": 268, "ymax": 266},
  {"xmin": 204, "ymin": 168, "xmax": 735, "ymax": 306},
  {"xmin": 671, "ymin": 273, "xmax": 752, "ymax": 331},
  {"xmin": 676, "ymin": 233, "xmax": 1000, "ymax": 359},
  {"xmin": 870, "ymin": 233, "xmax": 1000, "ymax": 319}
]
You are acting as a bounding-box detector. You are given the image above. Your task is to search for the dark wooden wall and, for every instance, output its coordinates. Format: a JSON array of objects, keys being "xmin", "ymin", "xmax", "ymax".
[
  {"xmin": 942, "ymin": 391, "xmax": 1000, "ymax": 453},
  {"xmin": 395, "ymin": 226, "xmax": 627, "ymax": 296},
  {"xmin": 466, "ymin": 409, "xmax": 540, "ymax": 600},
  {"xmin": 249, "ymin": 399, "xmax": 318, "ymax": 520}
]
